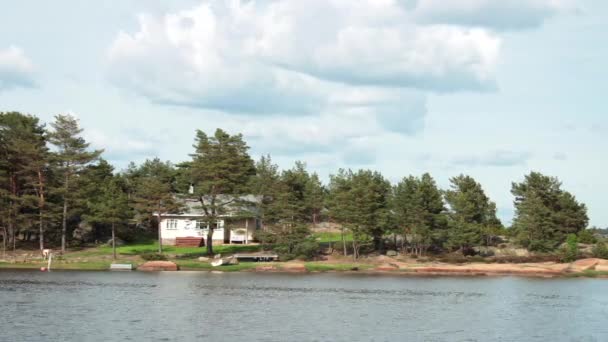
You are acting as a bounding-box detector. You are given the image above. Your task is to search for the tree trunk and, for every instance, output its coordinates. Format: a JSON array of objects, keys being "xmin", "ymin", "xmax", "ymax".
[
  {"xmin": 60, "ymin": 160, "xmax": 74, "ymax": 254},
  {"xmin": 112, "ymin": 223, "xmax": 116, "ymax": 260},
  {"xmin": 38, "ymin": 168, "xmax": 45, "ymax": 251},
  {"xmin": 11, "ymin": 221, "xmax": 16, "ymax": 253},
  {"xmin": 341, "ymin": 227, "xmax": 347, "ymax": 256},
  {"xmin": 206, "ymin": 229, "xmax": 214, "ymax": 256},
  {"xmin": 39, "ymin": 212, "xmax": 44, "ymax": 251},
  {"xmin": 157, "ymin": 213, "xmax": 163, "ymax": 254},
  {"xmin": 1, "ymin": 226, "xmax": 6, "ymax": 259},
  {"xmin": 61, "ymin": 197, "xmax": 67, "ymax": 253}
]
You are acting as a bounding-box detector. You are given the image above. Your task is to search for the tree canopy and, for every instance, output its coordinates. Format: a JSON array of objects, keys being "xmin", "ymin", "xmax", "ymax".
[
  {"xmin": 512, "ymin": 172, "xmax": 588, "ymax": 251},
  {"xmin": 0, "ymin": 111, "xmax": 596, "ymax": 258}
]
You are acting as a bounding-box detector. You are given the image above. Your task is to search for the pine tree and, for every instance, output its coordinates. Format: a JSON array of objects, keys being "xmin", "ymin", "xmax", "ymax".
[
  {"xmin": 512, "ymin": 172, "xmax": 588, "ymax": 251},
  {"xmin": 327, "ymin": 169, "xmax": 391, "ymax": 259},
  {"xmin": 445, "ymin": 175, "xmax": 502, "ymax": 254},
  {"xmin": 48, "ymin": 114, "xmax": 102, "ymax": 252},
  {"xmin": 85, "ymin": 178, "xmax": 130, "ymax": 259},
  {"xmin": 326, "ymin": 169, "xmax": 354, "ymax": 256},
  {"xmin": 392, "ymin": 173, "xmax": 446, "ymax": 255},
  {"xmin": 249, "ymin": 155, "xmax": 282, "ymax": 227},
  {"xmin": 132, "ymin": 175, "xmax": 179, "ymax": 254},
  {"xmin": 0, "ymin": 112, "xmax": 48, "ymax": 252},
  {"xmin": 76, "ymin": 159, "xmax": 117, "ymax": 242},
  {"xmin": 189, "ymin": 129, "xmax": 255, "ymax": 255},
  {"xmin": 305, "ymin": 172, "xmax": 325, "ymax": 226}
]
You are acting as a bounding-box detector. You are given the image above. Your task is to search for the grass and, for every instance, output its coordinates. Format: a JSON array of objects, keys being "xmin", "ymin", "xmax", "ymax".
[
  {"xmin": 0, "ymin": 260, "xmax": 137, "ymax": 271},
  {"xmin": 99, "ymin": 241, "xmax": 261, "ymax": 257},
  {"xmin": 566, "ymin": 270, "xmax": 608, "ymax": 278},
  {"xmin": 313, "ymin": 232, "xmax": 353, "ymax": 243}
]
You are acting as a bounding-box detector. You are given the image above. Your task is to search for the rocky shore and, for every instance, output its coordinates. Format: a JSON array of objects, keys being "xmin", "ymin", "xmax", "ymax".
[{"xmin": 3, "ymin": 255, "xmax": 608, "ymax": 278}]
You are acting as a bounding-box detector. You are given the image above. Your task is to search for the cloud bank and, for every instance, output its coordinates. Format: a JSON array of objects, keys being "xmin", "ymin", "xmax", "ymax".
[
  {"xmin": 0, "ymin": 46, "xmax": 36, "ymax": 92},
  {"xmin": 106, "ymin": 0, "xmax": 566, "ymax": 160}
]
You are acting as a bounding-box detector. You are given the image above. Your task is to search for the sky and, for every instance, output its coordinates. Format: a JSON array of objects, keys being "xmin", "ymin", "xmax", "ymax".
[{"xmin": 0, "ymin": 0, "xmax": 607, "ymax": 226}]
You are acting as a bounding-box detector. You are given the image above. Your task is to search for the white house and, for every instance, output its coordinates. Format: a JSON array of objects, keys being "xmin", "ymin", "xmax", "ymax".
[{"xmin": 158, "ymin": 195, "xmax": 261, "ymax": 246}]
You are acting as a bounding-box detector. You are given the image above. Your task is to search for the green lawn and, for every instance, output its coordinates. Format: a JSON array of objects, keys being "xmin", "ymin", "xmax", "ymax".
[
  {"xmin": 97, "ymin": 241, "xmax": 261, "ymax": 257},
  {"xmin": 313, "ymin": 231, "xmax": 353, "ymax": 243},
  {"xmin": 0, "ymin": 260, "xmax": 136, "ymax": 270}
]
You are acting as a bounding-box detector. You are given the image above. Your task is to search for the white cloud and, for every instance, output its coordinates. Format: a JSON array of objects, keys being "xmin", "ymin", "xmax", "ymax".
[
  {"xmin": 107, "ymin": 0, "xmax": 502, "ymax": 114},
  {"xmin": 250, "ymin": 0, "xmax": 500, "ymax": 90},
  {"xmin": 86, "ymin": 129, "xmax": 161, "ymax": 163},
  {"xmin": 412, "ymin": 0, "xmax": 574, "ymax": 30},
  {"xmin": 451, "ymin": 149, "xmax": 532, "ymax": 167},
  {"xmin": 0, "ymin": 46, "xmax": 36, "ymax": 92},
  {"xmin": 104, "ymin": 0, "xmax": 559, "ymax": 170}
]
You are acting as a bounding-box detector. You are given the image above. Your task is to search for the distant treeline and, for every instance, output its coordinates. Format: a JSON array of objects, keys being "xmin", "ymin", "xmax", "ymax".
[{"xmin": 0, "ymin": 111, "xmax": 593, "ymax": 258}]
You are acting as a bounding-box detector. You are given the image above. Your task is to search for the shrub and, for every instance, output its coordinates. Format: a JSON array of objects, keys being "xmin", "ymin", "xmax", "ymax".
[
  {"xmin": 592, "ymin": 242, "xmax": 608, "ymax": 259},
  {"xmin": 257, "ymin": 225, "xmax": 320, "ymax": 261},
  {"xmin": 140, "ymin": 253, "xmax": 167, "ymax": 261},
  {"xmin": 292, "ymin": 237, "xmax": 321, "ymax": 260},
  {"xmin": 559, "ymin": 234, "xmax": 579, "ymax": 262},
  {"xmin": 578, "ymin": 229, "xmax": 597, "ymax": 244},
  {"xmin": 491, "ymin": 255, "xmax": 560, "ymax": 264}
]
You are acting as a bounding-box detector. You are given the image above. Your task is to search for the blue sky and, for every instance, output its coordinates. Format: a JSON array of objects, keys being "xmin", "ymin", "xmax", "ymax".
[{"xmin": 0, "ymin": 0, "xmax": 606, "ymax": 226}]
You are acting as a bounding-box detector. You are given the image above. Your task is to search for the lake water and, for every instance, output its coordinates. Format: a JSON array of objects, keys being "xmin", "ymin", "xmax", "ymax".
[{"xmin": 1, "ymin": 271, "xmax": 607, "ymax": 342}]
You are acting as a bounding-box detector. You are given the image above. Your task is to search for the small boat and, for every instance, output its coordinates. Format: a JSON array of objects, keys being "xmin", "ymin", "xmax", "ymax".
[{"xmin": 211, "ymin": 256, "xmax": 238, "ymax": 267}]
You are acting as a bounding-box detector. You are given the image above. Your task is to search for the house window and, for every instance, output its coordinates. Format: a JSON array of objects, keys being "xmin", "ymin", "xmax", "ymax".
[
  {"xmin": 166, "ymin": 219, "xmax": 178, "ymax": 230},
  {"xmin": 195, "ymin": 220, "xmax": 208, "ymax": 230},
  {"xmin": 195, "ymin": 220, "xmax": 224, "ymax": 230}
]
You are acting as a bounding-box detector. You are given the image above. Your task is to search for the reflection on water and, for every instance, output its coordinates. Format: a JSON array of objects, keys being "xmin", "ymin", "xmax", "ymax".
[{"xmin": 1, "ymin": 271, "xmax": 607, "ymax": 342}]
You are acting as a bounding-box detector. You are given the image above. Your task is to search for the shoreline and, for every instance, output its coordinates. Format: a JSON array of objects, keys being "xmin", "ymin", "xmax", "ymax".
[{"xmin": 2, "ymin": 259, "xmax": 608, "ymax": 278}]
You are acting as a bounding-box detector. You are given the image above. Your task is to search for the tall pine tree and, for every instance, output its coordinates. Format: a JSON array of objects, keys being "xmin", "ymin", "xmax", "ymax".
[
  {"xmin": 189, "ymin": 128, "xmax": 255, "ymax": 255},
  {"xmin": 445, "ymin": 175, "xmax": 502, "ymax": 254},
  {"xmin": 85, "ymin": 178, "xmax": 130, "ymax": 259},
  {"xmin": 48, "ymin": 114, "xmax": 102, "ymax": 252},
  {"xmin": 392, "ymin": 173, "xmax": 446, "ymax": 255},
  {"xmin": 512, "ymin": 172, "xmax": 588, "ymax": 251}
]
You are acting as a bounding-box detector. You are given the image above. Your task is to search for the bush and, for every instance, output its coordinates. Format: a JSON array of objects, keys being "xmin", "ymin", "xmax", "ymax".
[
  {"xmin": 527, "ymin": 239, "xmax": 558, "ymax": 253},
  {"xmin": 578, "ymin": 229, "xmax": 597, "ymax": 244},
  {"xmin": 257, "ymin": 225, "xmax": 320, "ymax": 261},
  {"xmin": 140, "ymin": 253, "xmax": 167, "ymax": 261},
  {"xmin": 491, "ymin": 255, "xmax": 560, "ymax": 263},
  {"xmin": 559, "ymin": 234, "xmax": 579, "ymax": 262},
  {"xmin": 592, "ymin": 242, "xmax": 608, "ymax": 259},
  {"xmin": 292, "ymin": 237, "xmax": 321, "ymax": 260}
]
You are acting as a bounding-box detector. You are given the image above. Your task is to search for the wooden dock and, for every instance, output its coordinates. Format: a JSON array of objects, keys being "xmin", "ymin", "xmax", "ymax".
[
  {"xmin": 234, "ymin": 253, "xmax": 278, "ymax": 262},
  {"xmin": 110, "ymin": 264, "xmax": 134, "ymax": 271}
]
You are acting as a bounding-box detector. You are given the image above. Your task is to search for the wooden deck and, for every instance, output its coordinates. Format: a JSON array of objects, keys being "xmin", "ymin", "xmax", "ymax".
[{"xmin": 175, "ymin": 237, "xmax": 204, "ymax": 247}]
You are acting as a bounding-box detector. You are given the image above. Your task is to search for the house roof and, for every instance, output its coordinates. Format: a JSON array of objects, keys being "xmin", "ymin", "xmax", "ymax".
[{"xmin": 163, "ymin": 195, "xmax": 262, "ymax": 218}]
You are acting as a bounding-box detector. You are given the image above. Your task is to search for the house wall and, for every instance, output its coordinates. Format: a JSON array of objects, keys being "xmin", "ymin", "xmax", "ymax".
[
  {"xmin": 225, "ymin": 218, "xmax": 258, "ymax": 243},
  {"xmin": 159, "ymin": 217, "xmax": 226, "ymax": 246},
  {"xmin": 159, "ymin": 216, "xmax": 258, "ymax": 246}
]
